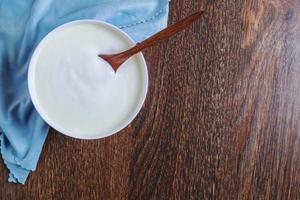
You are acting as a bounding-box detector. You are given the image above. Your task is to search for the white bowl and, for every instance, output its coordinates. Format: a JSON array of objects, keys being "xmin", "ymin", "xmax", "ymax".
[{"xmin": 28, "ymin": 20, "xmax": 148, "ymax": 140}]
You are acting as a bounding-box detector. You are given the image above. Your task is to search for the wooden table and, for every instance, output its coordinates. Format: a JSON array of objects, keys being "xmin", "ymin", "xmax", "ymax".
[{"xmin": 1, "ymin": 0, "xmax": 300, "ymax": 199}]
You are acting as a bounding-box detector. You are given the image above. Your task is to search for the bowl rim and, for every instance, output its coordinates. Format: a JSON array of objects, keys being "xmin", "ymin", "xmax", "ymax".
[{"xmin": 28, "ymin": 19, "xmax": 148, "ymax": 140}]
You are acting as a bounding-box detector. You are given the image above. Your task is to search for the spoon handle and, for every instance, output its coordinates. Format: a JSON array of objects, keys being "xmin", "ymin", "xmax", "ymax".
[{"xmin": 128, "ymin": 10, "xmax": 204, "ymax": 54}]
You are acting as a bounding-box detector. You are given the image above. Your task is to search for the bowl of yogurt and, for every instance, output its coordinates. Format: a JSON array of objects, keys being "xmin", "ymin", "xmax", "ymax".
[{"xmin": 28, "ymin": 20, "xmax": 148, "ymax": 139}]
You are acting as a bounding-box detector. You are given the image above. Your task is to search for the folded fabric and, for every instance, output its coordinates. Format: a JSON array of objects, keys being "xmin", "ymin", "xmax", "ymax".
[{"xmin": 0, "ymin": 0, "xmax": 169, "ymax": 184}]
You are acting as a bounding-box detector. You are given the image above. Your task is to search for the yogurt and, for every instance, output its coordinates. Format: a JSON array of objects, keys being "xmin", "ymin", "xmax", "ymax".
[{"xmin": 28, "ymin": 21, "xmax": 148, "ymax": 139}]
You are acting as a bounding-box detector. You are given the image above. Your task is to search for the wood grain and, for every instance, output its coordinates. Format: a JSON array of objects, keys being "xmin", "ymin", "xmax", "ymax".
[{"xmin": 1, "ymin": 0, "xmax": 300, "ymax": 199}]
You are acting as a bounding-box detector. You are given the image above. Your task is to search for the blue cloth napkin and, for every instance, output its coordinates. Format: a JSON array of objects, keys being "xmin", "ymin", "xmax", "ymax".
[{"xmin": 0, "ymin": 0, "xmax": 169, "ymax": 184}]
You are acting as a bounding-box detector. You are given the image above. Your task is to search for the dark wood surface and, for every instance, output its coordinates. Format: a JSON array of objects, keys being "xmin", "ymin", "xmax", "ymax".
[{"xmin": 1, "ymin": 0, "xmax": 300, "ymax": 199}]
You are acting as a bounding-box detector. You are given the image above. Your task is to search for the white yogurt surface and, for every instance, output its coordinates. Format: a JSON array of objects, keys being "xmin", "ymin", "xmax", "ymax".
[{"xmin": 29, "ymin": 21, "xmax": 148, "ymax": 139}]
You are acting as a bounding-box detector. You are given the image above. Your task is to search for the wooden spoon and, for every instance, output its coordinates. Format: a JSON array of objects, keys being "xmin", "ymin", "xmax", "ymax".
[{"xmin": 99, "ymin": 10, "xmax": 204, "ymax": 72}]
